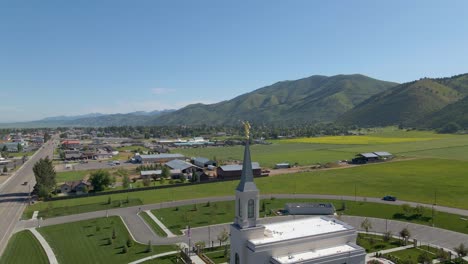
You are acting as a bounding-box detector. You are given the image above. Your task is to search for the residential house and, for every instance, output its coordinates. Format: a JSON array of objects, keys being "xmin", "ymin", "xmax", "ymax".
[{"xmin": 60, "ymin": 180, "xmax": 92, "ymax": 195}]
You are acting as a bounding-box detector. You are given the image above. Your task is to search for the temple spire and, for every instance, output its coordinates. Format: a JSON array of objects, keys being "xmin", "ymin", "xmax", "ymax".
[{"xmin": 236, "ymin": 121, "xmax": 258, "ymax": 192}]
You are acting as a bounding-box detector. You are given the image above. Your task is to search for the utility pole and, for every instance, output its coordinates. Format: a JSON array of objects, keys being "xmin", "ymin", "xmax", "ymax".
[{"xmin": 354, "ymin": 184, "xmax": 357, "ymax": 202}]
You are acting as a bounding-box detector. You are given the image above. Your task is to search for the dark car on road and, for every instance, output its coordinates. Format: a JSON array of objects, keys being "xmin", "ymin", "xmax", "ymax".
[{"xmin": 382, "ymin": 195, "xmax": 397, "ymax": 201}]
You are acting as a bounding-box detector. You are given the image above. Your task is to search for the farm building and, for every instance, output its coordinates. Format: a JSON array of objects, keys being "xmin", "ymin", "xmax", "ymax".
[
  {"xmin": 352, "ymin": 151, "xmax": 394, "ymax": 164},
  {"xmin": 374, "ymin": 151, "xmax": 394, "ymax": 159},
  {"xmin": 192, "ymin": 157, "xmax": 217, "ymax": 168},
  {"xmin": 274, "ymin": 163, "xmax": 291, "ymax": 169},
  {"xmin": 285, "ymin": 203, "xmax": 336, "ymax": 215},
  {"xmin": 165, "ymin": 159, "xmax": 202, "ymax": 174},
  {"xmin": 140, "ymin": 169, "xmax": 183, "ymax": 179},
  {"xmin": 217, "ymin": 162, "xmax": 261, "ymax": 179},
  {"xmin": 140, "ymin": 170, "xmax": 162, "ymax": 179},
  {"xmin": 134, "ymin": 153, "xmax": 185, "ymax": 164},
  {"xmin": 352, "ymin": 153, "xmax": 379, "ymax": 164}
]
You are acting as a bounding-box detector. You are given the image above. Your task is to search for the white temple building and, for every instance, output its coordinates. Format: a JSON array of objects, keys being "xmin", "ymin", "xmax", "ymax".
[{"xmin": 229, "ymin": 139, "xmax": 366, "ymax": 264}]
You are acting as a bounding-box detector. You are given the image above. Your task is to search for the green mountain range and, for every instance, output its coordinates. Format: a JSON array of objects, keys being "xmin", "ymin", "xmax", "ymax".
[
  {"xmin": 338, "ymin": 74, "xmax": 468, "ymax": 128},
  {"xmin": 153, "ymin": 74, "xmax": 397, "ymax": 125},
  {"xmin": 2, "ymin": 73, "xmax": 468, "ymax": 130}
]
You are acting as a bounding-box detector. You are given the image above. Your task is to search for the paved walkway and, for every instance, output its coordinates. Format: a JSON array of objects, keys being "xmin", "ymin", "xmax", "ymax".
[
  {"xmin": 127, "ymin": 251, "xmax": 177, "ymax": 264},
  {"xmin": 29, "ymin": 228, "xmax": 59, "ymax": 264},
  {"xmin": 144, "ymin": 210, "xmax": 176, "ymax": 238},
  {"xmin": 190, "ymin": 254, "xmax": 206, "ymax": 264}
]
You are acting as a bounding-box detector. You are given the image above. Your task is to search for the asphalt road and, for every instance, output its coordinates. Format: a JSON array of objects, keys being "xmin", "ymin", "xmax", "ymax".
[{"xmin": 0, "ymin": 137, "xmax": 56, "ymax": 256}]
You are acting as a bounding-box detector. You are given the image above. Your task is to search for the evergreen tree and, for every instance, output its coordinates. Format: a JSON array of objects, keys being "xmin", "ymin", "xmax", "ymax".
[{"xmin": 32, "ymin": 157, "xmax": 56, "ymax": 198}]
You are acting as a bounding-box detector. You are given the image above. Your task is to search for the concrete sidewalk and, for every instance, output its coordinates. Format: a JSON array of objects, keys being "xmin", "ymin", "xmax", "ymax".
[
  {"xmin": 127, "ymin": 251, "xmax": 177, "ymax": 264},
  {"xmin": 144, "ymin": 210, "xmax": 176, "ymax": 238},
  {"xmin": 29, "ymin": 228, "xmax": 59, "ymax": 264}
]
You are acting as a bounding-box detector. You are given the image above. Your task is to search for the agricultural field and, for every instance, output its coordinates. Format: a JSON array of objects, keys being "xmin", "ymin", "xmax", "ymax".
[
  {"xmin": 0, "ymin": 230, "xmax": 48, "ymax": 264},
  {"xmin": 25, "ymin": 158, "xmax": 468, "ymax": 219},
  {"xmin": 177, "ymin": 130, "xmax": 468, "ymax": 168},
  {"xmin": 38, "ymin": 216, "xmax": 176, "ymax": 264}
]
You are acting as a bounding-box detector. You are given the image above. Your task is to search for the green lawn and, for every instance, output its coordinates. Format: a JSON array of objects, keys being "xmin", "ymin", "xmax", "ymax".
[
  {"xmin": 33, "ymin": 198, "xmax": 142, "ymax": 219},
  {"xmin": 384, "ymin": 247, "xmax": 437, "ymax": 263},
  {"xmin": 357, "ymin": 233, "xmax": 401, "ymax": 253},
  {"xmin": 25, "ymin": 158, "xmax": 468, "ymax": 220},
  {"xmin": 56, "ymin": 170, "xmax": 92, "ymax": 183},
  {"xmin": 152, "ymin": 198, "xmax": 468, "ymax": 235},
  {"xmin": 0, "ymin": 230, "xmax": 49, "ymax": 264},
  {"xmin": 139, "ymin": 211, "xmax": 168, "ymax": 237},
  {"xmin": 204, "ymin": 249, "xmax": 229, "ymax": 264},
  {"xmin": 38, "ymin": 216, "xmax": 176, "ymax": 264}
]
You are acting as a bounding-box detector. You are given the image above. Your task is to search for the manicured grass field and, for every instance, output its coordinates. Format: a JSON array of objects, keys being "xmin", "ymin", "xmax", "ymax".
[
  {"xmin": 204, "ymin": 249, "xmax": 229, "ymax": 264},
  {"xmin": 384, "ymin": 247, "xmax": 437, "ymax": 263},
  {"xmin": 0, "ymin": 230, "xmax": 49, "ymax": 264},
  {"xmin": 139, "ymin": 212, "xmax": 168, "ymax": 237},
  {"xmin": 152, "ymin": 198, "xmax": 468, "ymax": 235},
  {"xmin": 38, "ymin": 216, "xmax": 176, "ymax": 264},
  {"xmin": 25, "ymin": 158, "xmax": 468, "ymax": 220},
  {"xmin": 33, "ymin": 198, "xmax": 142, "ymax": 219},
  {"xmin": 357, "ymin": 233, "xmax": 401, "ymax": 253}
]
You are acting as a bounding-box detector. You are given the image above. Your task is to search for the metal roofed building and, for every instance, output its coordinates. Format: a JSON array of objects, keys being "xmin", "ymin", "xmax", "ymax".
[
  {"xmin": 285, "ymin": 203, "xmax": 336, "ymax": 215},
  {"xmin": 373, "ymin": 151, "xmax": 394, "ymax": 159},
  {"xmin": 165, "ymin": 159, "xmax": 202, "ymax": 174},
  {"xmin": 230, "ymin": 128, "xmax": 365, "ymax": 264},
  {"xmin": 135, "ymin": 153, "xmax": 185, "ymax": 163},
  {"xmin": 192, "ymin": 157, "xmax": 217, "ymax": 168},
  {"xmin": 217, "ymin": 162, "xmax": 261, "ymax": 179}
]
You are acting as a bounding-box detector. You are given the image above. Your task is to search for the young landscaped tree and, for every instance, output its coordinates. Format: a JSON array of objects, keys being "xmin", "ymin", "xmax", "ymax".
[
  {"xmin": 454, "ymin": 243, "xmax": 468, "ymax": 259},
  {"xmin": 17, "ymin": 143, "xmax": 23, "ymax": 152},
  {"xmin": 89, "ymin": 170, "xmax": 111, "ymax": 192},
  {"xmin": 32, "ymin": 157, "xmax": 56, "ymax": 199},
  {"xmin": 146, "ymin": 240, "xmax": 152, "ymax": 253},
  {"xmin": 122, "ymin": 245, "xmax": 128, "ymax": 254},
  {"xmin": 399, "ymin": 227, "xmax": 411, "ymax": 245},
  {"xmin": 2, "ymin": 166, "xmax": 7, "ymax": 173},
  {"xmin": 161, "ymin": 166, "xmax": 170, "ymax": 179},
  {"xmin": 418, "ymin": 251, "xmax": 432, "ymax": 264},
  {"xmin": 126, "ymin": 237, "xmax": 134, "ymax": 247},
  {"xmin": 122, "ymin": 174, "xmax": 130, "ymax": 189},
  {"xmin": 112, "ymin": 228, "xmax": 116, "ymax": 239},
  {"xmin": 217, "ymin": 228, "xmax": 229, "ymax": 247},
  {"xmin": 360, "ymin": 218, "xmax": 372, "ymax": 234},
  {"xmin": 383, "ymin": 231, "xmax": 392, "ymax": 242}
]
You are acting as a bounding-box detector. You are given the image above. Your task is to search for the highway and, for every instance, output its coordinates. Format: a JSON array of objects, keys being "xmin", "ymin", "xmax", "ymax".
[{"xmin": 0, "ymin": 137, "xmax": 56, "ymax": 256}]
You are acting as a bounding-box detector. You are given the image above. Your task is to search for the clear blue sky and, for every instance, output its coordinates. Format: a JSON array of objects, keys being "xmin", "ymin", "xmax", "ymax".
[{"xmin": 1, "ymin": 0, "xmax": 467, "ymax": 122}]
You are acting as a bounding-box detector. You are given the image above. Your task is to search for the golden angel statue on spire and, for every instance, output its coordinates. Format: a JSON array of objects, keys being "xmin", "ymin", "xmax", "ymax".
[{"xmin": 242, "ymin": 121, "xmax": 251, "ymax": 140}]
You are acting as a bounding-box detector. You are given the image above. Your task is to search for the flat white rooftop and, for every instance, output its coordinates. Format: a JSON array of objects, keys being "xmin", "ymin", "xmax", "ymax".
[
  {"xmin": 249, "ymin": 217, "xmax": 348, "ymax": 245},
  {"xmin": 273, "ymin": 244, "xmax": 355, "ymax": 263}
]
